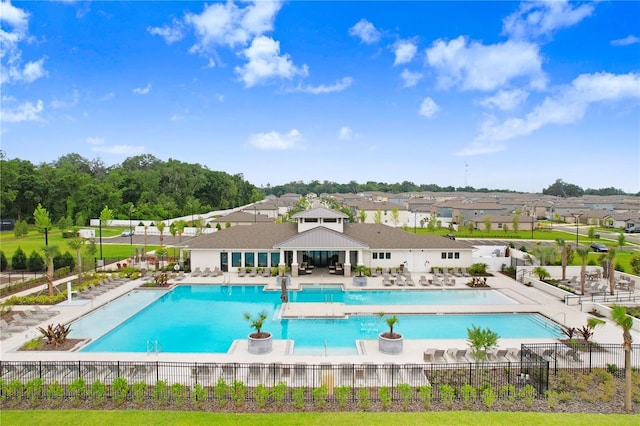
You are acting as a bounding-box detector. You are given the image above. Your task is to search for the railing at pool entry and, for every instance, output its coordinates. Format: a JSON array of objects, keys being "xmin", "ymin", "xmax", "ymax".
[
  {"xmin": 146, "ymin": 340, "xmax": 163, "ymax": 355},
  {"xmin": 0, "ymin": 359, "xmax": 550, "ymax": 402}
]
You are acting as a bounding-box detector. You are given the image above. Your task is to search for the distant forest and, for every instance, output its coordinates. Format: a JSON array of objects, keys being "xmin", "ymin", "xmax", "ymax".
[
  {"xmin": 0, "ymin": 152, "xmax": 263, "ymax": 224},
  {"xmin": 0, "ymin": 152, "xmax": 632, "ymax": 225},
  {"xmin": 261, "ymin": 180, "xmax": 631, "ymax": 198}
]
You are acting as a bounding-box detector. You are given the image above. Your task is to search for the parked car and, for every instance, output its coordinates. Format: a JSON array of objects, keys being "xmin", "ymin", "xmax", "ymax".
[
  {"xmin": 590, "ymin": 243, "xmax": 608, "ymax": 252},
  {"xmin": 625, "ymin": 226, "xmax": 640, "ymax": 234},
  {"xmin": 445, "ymin": 234, "xmax": 456, "ymax": 240},
  {"xmin": 121, "ymin": 229, "xmax": 134, "ymax": 237}
]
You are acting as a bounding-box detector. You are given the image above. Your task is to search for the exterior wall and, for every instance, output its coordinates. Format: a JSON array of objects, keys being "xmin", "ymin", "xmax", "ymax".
[
  {"xmin": 297, "ymin": 218, "xmax": 343, "ymax": 233},
  {"xmin": 364, "ymin": 249, "xmax": 474, "ymax": 273}
]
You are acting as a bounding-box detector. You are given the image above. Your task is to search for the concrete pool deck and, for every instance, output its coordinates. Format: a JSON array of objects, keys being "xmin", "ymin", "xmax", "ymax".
[{"xmin": 2, "ymin": 271, "xmax": 638, "ymax": 365}]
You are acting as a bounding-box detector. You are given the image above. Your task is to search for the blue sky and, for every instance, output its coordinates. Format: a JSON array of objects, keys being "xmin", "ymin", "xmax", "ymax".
[{"xmin": 1, "ymin": 1, "xmax": 639, "ymax": 193}]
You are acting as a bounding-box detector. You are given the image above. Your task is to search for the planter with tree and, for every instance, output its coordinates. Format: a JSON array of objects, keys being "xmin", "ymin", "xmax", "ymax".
[
  {"xmin": 378, "ymin": 313, "xmax": 403, "ymax": 354},
  {"xmin": 353, "ymin": 264, "xmax": 368, "ymax": 287},
  {"xmin": 244, "ymin": 311, "xmax": 272, "ymax": 355}
]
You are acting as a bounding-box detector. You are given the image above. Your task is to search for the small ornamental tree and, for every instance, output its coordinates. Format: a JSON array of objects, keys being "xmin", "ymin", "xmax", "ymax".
[
  {"xmin": 244, "ymin": 311, "xmax": 269, "ymax": 339},
  {"xmin": 12, "ymin": 247, "xmax": 27, "ymax": 270},
  {"xmin": 467, "ymin": 324, "xmax": 500, "ymax": 362},
  {"xmin": 378, "ymin": 313, "xmax": 401, "ymax": 339}
]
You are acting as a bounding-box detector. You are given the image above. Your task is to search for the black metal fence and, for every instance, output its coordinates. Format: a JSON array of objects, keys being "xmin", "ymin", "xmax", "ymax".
[
  {"xmin": 522, "ymin": 343, "xmax": 640, "ymax": 377},
  {"xmin": 0, "ymin": 360, "xmax": 548, "ymax": 403}
]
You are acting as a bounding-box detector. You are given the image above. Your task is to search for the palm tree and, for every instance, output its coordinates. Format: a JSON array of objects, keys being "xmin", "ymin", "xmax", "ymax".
[
  {"xmin": 244, "ymin": 311, "xmax": 269, "ymax": 339},
  {"xmin": 606, "ymin": 248, "xmax": 616, "ymax": 295},
  {"xmin": 67, "ymin": 237, "xmax": 85, "ymax": 283},
  {"xmin": 611, "ymin": 306, "xmax": 633, "ymax": 412},
  {"xmin": 358, "ymin": 210, "xmax": 366, "ymax": 223},
  {"xmin": 576, "ymin": 248, "xmax": 589, "ymax": 295},
  {"xmin": 41, "ymin": 245, "xmax": 59, "ymax": 296},
  {"xmin": 556, "ymin": 238, "xmax": 567, "ymax": 280},
  {"xmin": 157, "ymin": 222, "xmax": 166, "ymax": 247}
]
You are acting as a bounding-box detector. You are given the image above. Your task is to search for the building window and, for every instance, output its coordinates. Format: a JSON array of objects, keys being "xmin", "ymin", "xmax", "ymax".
[
  {"xmin": 245, "ymin": 252, "xmax": 255, "ymax": 267},
  {"xmin": 441, "ymin": 252, "xmax": 447, "ymax": 259},
  {"xmin": 448, "ymin": 252, "xmax": 453, "ymax": 259},
  {"xmin": 498, "ymin": 223, "xmax": 503, "ymax": 229},
  {"xmin": 379, "ymin": 252, "xmax": 384, "ymax": 259},
  {"xmin": 257, "ymin": 252, "xmax": 268, "ymax": 268},
  {"xmin": 304, "ymin": 218, "xmax": 318, "ymax": 223},
  {"xmin": 232, "ymin": 252, "xmax": 242, "ymax": 267},
  {"xmin": 373, "ymin": 253, "xmax": 378, "ymax": 259},
  {"xmin": 454, "ymin": 252, "xmax": 460, "ymax": 259},
  {"xmin": 324, "ymin": 218, "xmax": 337, "ymax": 223},
  {"xmin": 385, "ymin": 252, "xmax": 391, "ymax": 259},
  {"xmin": 270, "ymin": 252, "xmax": 280, "ymax": 267}
]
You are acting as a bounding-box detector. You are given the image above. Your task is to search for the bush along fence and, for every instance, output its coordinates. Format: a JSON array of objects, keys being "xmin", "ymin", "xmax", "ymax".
[
  {"xmin": 0, "ymin": 360, "xmax": 548, "ymax": 405},
  {"xmin": 522, "ymin": 343, "xmax": 640, "ymax": 377}
]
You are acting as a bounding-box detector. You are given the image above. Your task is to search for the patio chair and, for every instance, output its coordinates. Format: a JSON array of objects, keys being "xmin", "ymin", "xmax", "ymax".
[
  {"xmin": 12, "ymin": 312, "xmax": 41, "ymax": 326},
  {"xmin": 249, "ymin": 268, "xmax": 257, "ymax": 277},
  {"xmin": 191, "ymin": 267, "xmax": 202, "ymax": 277},
  {"xmin": 423, "ymin": 348, "xmax": 446, "ymax": 363},
  {"xmin": 21, "ymin": 309, "xmax": 52, "ymax": 321},
  {"xmin": 461, "ymin": 267, "xmax": 471, "ymax": 277},
  {"xmin": 487, "ymin": 348, "xmax": 509, "ymax": 362},
  {"xmin": 0, "ymin": 319, "xmax": 28, "ymax": 333},
  {"xmin": 506, "ymin": 348, "xmax": 521, "ymax": 362},
  {"xmin": 382, "ymin": 275, "xmax": 393, "ymax": 286},
  {"xmin": 202, "ymin": 267, "xmax": 211, "ymax": 277},
  {"xmin": 447, "ymin": 348, "xmax": 471, "ymax": 363},
  {"xmin": 237, "ymin": 268, "xmax": 246, "ymax": 277},
  {"xmin": 33, "ymin": 305, "xmax": 60, "ymax": 316},
  {"xmin": 405, "ymin": 276, "xmax": 416, "ymax": 286},
  {"xmin": 418, "ymin": 275, "xmax": 428, "ymax": 286}
]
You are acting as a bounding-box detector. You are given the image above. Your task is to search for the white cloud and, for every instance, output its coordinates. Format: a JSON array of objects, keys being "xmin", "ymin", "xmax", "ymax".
[
  {"xmin": 400, "ymin": 69, "xmax": 422, "ymax": 88},
  {"xmin": 0, "ymin": 0, "xmax": 29, "ymax": 30},
  {"xmin": 339, "ymin": 126, "xmax": 353, "ymax": 141},
  {"xmin": 611, "ymin": 35, "xmax": 640, "ymax": 47},
  {"xmin": 1, "ymin": 99, "xmax": 43, "ymax": 122},
  {"xmin": 147, "ymin": 19, "xmax": 185, "ymax": 44},
  {"xmin": 248, "ymin": 129, "xmax": 302, "ymax": 150},
  {"xmin": 502, "ymin": 0, "xmax": 595, "ymax": 41},
  {"xmin": 170, "ymin": 114, "xmax": 184, "ymax": 121},
  {"xmin": 425, "ymin": 36, "xmax": 546, "ymax": 91},
  {"xmin": 419, "ymin": 97, "xmax": 439, "ymax": 118},
  {"xmin": 349, "ymin": 19, "xmax": 380, "ymax": 44},
  {"xmin": 479, "ymin": 89, "xmax": 529, "ymax": 111},
  {"xmin": 185, "ymin": 0, "xmax": 281, "ymax": 51},
  {"xmin": 297, "ymin": 77, "xmax": 352, "ymax": 94},
  {"xmin": 51, "ymin": 89, "xmax": 80, "ymax": 109},
  {"xmin": 91, "ymin": 143, "xmax": 146, "ymax": 155},
  {"xmin": 235, "ymin": 36, "xmax": 308, "ymax": 87},
  {"xmin": 85, "ymin": 136, "xmax": 104, "ymax": 145},
  {"xmin": 100, "ymin": 92, "xmax": 115, "ymax": 101},
  {"xmin": 132, "ymin": 83, "xmax": 152, "ymax": 95},
  {"xmin": 462, "ymin": 72, "xmax": 640, "ymax": 155},
  {"xmin": 0, "ymin": 1, "xmax": 48, "ymax": 85},
  {"xmin": 393, "ymin": 40, "xmax": 417, "ymax": 65}
]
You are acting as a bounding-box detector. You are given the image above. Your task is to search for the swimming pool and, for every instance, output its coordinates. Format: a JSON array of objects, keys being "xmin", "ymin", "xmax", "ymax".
[{"xmin": 75, "ymin": 285, "xmax": 560, "ymax": 354}]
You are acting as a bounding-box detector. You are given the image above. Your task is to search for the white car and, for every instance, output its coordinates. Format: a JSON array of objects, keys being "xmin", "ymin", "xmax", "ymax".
[{"xmin": 121, "ymin": 230, "xmax": 134, "ymax": 237}]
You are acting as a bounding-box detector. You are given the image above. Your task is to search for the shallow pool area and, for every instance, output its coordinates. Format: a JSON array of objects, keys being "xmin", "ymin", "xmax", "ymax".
[{"xmin": 73, "ymin": 285, "xmax": 561, "ymax": 354}]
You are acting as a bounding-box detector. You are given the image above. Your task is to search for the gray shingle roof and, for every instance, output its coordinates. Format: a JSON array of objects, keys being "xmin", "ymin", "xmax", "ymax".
[
  {"xmin": 278, "ymin": 227, "xmax": 367, "ymax": 249},
  {"xmin": 291, "ymin": 207, "xmax": 348, "ymax": 219}
]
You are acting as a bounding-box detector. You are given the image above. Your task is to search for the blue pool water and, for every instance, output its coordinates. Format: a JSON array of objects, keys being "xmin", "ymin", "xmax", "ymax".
[{"xmin": 77, "ymin": 285, "xmax": 560, "ymax": 354}]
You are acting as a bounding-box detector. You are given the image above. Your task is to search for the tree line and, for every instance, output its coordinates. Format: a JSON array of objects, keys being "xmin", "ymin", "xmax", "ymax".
[
  {"xmin": 263, "ymin": 179, "xmax": 632, "ymax": 198},
  {"xmin": 0, "ymin": 152, "xmax": 263, "ymax": 224}
]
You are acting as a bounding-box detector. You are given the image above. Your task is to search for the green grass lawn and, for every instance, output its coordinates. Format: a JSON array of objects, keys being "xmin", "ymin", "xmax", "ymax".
[
  {"xmin": 0, "ymin": 228, "xmax": 159, "ymax": 261},
  {"xmin": 1, "ymin": 411, "xmax": 638, "ymax": 426}
]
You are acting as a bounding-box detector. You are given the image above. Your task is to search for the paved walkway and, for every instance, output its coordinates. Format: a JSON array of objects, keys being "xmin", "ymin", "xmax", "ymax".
[{"xmin": 2, "ymin": 270, "xmax": 638, "ymax": 365}]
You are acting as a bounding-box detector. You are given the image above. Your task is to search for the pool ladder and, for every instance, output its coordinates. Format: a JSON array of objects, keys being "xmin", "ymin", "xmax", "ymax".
[
  {"xmin": 324, "ymin": 295, "xmax": 333, "ymax": 304},
  {"xmin": 147, "ymin": 340, "xmax": 163, "ymax": 355}
]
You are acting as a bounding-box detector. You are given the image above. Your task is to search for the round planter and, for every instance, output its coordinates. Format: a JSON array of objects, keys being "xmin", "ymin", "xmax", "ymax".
[
  {"xmin": 247, "ymin": 332, "xmax": 273, "ymax": 355},
  {"xmin": 353, "ymin": 276, "xmax": 367, "ymax": 287},
  {"xmin": 378, "ymin": 332, "xmax": 403, "ymax": 354}
]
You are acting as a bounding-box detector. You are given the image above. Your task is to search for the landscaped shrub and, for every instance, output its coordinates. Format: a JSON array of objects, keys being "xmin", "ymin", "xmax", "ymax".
[
  {"xmin": 335, "ymin": 385, "xmax": 350, "ymax": 409},
  {"xmin": 418, "ymin": 385, "xmax": 432, "ymax": 409},
  {"xmin": 11, "ymin": 247, "xmax": 27, "ymax": 271},
  {"xmin": 111, "ymin": 377, "xmax": 129, "ymax": 404},
  {"xmin": 379, "ymin": 386, "xmax": 392, "ymax": 410},
  {"xmin": 356, "ymin": 387, "xmax": 370, "ymax": 410},
  {"xmin": 27, "ymin": 250, "xmax": 45, "ymax": 272},
  {"xmin": 0, "ymin": 251, "xmax": 7, "ymax": 271},
  {"xmin": 292, "ymin": 387, "xmax": 306, "ymax": 410}
]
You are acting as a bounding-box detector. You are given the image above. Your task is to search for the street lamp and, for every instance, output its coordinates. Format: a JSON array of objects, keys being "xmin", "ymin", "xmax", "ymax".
[
  {"xmin": 573, "ymin": 213, "xmax": 583, "ymax": 247},
  {"xmin": 99, "ymin": 218, "xmax": 103, "ymax": 265},
  {"xmin": 129, "ymin": 204, "xmax": 135, "ymax": 245},
  {"xmin": 531, "ymin": 205, "xmax": 535, "ymax": 239}
]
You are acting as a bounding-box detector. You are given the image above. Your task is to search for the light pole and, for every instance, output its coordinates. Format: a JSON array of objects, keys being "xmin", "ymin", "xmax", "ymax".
[
  {"xmin": 573, "ymin": 213, "xmax": 582, "ymax": 247},
  {"xmin": 531, "ymin": 205, "xmax": 535, "ymax": 239},
  {"xmin": 99, "ymin": 219, "xmax": 103, "ymax": 264},
  {"xmin": 129, "ymin": 204, "xmax": 135, "ymax": 245}
]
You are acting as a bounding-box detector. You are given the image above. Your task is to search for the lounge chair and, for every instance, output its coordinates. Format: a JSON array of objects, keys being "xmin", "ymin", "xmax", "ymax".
[
  {"xmin": 454, "ymin": 267, "xmax": 463, "ymax": 277},
  {"xmin": 22, "ymin": 309, "xmax": 52, "ymax": 321},
  {"xmin": 266, "ymin": 363, "xmax": 282, "ymax": 385},
  {"xmin": 292, "ymin": 363, "xmax": 308, "ymax": 385},
  {"xmin": 0, "ymin": 319, "xmax": 28, "ymax": 333},
  {"xmin": 363, "ymin": 363, "xmax": 379, "ymax": 386},
  {"xmin": 249, "ymin": 268, "xmax": 257, "ymax": 277},
  {"xmin": 405, "ymin": 276, "xmax": 416, "ymax": 286},
  {"xmin": 191, "ymin": 267, "xmax": 202, "ymax": 277},
  {"xmin": 461, "ymin": 267, "xmax": 470, "ymax": 277},
  {"xmin": 175, "ymin": 270, "xmax": 185, "ymax": 280},
  {"xmin": 191, "ymin": 365, "xmax": 212, "ymax": 385},
  {"xmin": 339, "ymin": 363, "xmax": 354, "ymax": 385},
  {"xmin": 33, "ymin": 305, "xmax": 60, "ymax": 316},
  {"xmin": 382, "ymin": 275, "xmax": 393, "ymax": 286},
  {"xmin": 237, "ymin": 268, "xmax": 246, "ymax": 277},
  {"xmin": 447, "ymin": 348, "xmax": 471, "ymax": 363},
  {"xmin": 432, "ymin": 276, "xmax": 444, "ymax": 287},
  {"xmin": 202, "ymin": 267, "xmax": 211, "ymax": 277},
  {"xmin": 423, "ymin": 348, "xmax": 447, "ymax": 363},
  {"xmin": 418, "ymin": 275, "xmax": 428, "ymax": 286},
  {"xmin": 506, "ymin": 347, "xmax": 521, "ymax": 362},
  {"xmin": 382, "ymin": 363, "xmax": 404, "ymax": 385},
  {"xmin": 220, "ymin": 363, "xmax": 237, "ymax": 383},
  {"xmin": 444, "ymin": 276, "xmax": 455, "ymax": 286},
  {"xmin": 12, "ymin": 312, "xmax": 41, "ymax": 326},
  {"xmin": 247, "ymin": 364, "xmax": 265, "ymax": 386},
  {"xmin": 487, "ymin": 348, "xmax": 509, "ymax": 362},
  {"xmin": 396, "ymin": 275, "xmax": 405, "ymax": 286}
]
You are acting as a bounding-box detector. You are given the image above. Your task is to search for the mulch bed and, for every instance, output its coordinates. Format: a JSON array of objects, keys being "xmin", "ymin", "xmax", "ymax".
[{"xmin": 18, "ymin": 338, "xmax": 86, "ymax": 351}]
